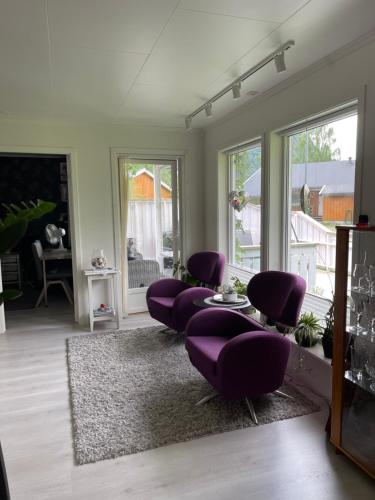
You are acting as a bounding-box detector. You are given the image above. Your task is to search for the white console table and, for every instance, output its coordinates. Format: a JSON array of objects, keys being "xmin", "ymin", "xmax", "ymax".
[{"xmin": 83, "ymin": 269, "xmax": 120, "ymax": 332}]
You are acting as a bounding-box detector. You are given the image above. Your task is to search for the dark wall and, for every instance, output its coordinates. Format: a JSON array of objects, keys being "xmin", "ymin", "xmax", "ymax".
[{"xmin": 0, "ymin": 154, "xmax": 69, "ymax": 283}]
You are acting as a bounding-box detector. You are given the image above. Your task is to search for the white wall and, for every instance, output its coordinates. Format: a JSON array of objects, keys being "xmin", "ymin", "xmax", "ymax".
[
  {"xmin": 204, "ymin": 36, "xmax": 375, "ymax": 255},
  {"xmin": 0, "ymin": 120, "xmax": 204, "ymax": 324}
]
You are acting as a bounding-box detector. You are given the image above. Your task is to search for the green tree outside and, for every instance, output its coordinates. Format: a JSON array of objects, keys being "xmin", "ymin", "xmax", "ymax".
[
  {"xmin": 232, "ymin": 146, "xmax": 261, "ymax": 190},
  {"xmin": 291, "ymin": 126, "xmax": 341, "ymax": 163}
]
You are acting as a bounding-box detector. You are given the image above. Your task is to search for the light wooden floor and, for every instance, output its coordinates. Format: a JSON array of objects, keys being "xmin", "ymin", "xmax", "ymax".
[{"xmin": 0, "ymin": 306, "xmax": 374, "ymax": 500}]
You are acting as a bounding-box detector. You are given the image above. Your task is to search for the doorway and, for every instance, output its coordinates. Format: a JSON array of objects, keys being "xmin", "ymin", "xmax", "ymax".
[
  {"xmin": 0, "ymin": 153, "xmax": 75, "ymax": 314},
  {"xmin": 118, "ymin": 158, "xmax": 181, "ymax": 314}
]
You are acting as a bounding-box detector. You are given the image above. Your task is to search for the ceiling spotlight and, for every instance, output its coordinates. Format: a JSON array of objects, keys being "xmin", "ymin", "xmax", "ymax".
[
  {"xmin": 274, "ymin": 52, "xmax": 286, "ymax": 73},
  {"xmin": 184, "ymin": 40, "xmax": 294, "ymax": 127},
  {"xmin": 232, "ymin": 81, "xmax": 241, "ymax": 99}
]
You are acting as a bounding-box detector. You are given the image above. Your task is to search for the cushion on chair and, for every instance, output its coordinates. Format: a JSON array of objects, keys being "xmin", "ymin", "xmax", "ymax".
[
  {"xmin": 147, "ymin": 296, "xmax": 175, "ymax": 326},
  {"xmin": 186, "ymin": 335, "xmax": 230, "ymax": 386}
]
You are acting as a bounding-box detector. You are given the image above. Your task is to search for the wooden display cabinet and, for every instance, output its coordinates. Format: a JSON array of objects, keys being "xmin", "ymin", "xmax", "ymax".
[{"xmin": 330, "ymin": 225, "xmax": 375, "ymax": 479}]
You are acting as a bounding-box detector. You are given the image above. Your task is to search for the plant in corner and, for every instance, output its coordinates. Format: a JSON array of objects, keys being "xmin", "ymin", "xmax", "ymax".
[
  {"xmin": 172, "ymin": 259, "xmax": 199, "ymax": 286},
  {"xmin": 230, "ymin": 275, "xmax": 256, "ymax": 315},
  {"xmin": 0, "ymin": 199, "xmax": 56, "ymax": 305},
  {"xmin": 230, "ymin": 276, "xmax": 247, "ymax": 295},
  {"xmin": 322, "ymin": 299, "xmax": 334, "ymax": 359},
  {"xmin": 294, "ymin": 311, "xmax": 322, "ymax": 348}
]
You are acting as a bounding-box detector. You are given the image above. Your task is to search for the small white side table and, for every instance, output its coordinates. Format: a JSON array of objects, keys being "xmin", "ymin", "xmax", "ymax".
[{"xmin": 83, "ymin": 269, "xmax": 120, "ymax": 332}]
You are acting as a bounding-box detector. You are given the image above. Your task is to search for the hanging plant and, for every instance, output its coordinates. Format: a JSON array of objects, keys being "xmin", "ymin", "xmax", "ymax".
[{"xmin": 228, "ymin": 190, "xmax": 249, "ymax": 212}]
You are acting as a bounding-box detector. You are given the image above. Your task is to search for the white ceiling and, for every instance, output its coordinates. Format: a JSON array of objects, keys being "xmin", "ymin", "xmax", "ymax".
[{"xmin": 0, "ymin": 0, "xmax": 374, "ymax": 128}]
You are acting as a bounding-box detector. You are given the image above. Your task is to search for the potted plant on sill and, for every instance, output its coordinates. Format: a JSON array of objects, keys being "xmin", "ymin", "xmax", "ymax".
[
  {"xmin": 322, "ymin": 299, "xmax": 334, "ymax": 359},
  {"xmin": 172, "ymin": 259, "xmax": 199, "ymax": 286},
  {"xmin": 230, "ymin": 276, "xmax": 255, "ymax": 315},
  {"xmin": 294, "ymin": 311, "xmax": 322, "ymax": 347}
]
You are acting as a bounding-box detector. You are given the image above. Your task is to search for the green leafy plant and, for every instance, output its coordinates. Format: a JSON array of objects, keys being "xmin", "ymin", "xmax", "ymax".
[
  {"xmin": 229, "ymin": 276, "xmax": 256, "ymax": 315},
  {"xmin": 0, "ymin": 199, "xmax": 56, "ymax": 304},
  {"xmin": 294, "ymin": 311, "xmax": 322, "ymax": 347},
  {"xmin": 230, "ymin": 276, "xmax": 248, "ymax": 295},
  {"xmin": 321, "ymin": 299, "xmax": 334, "ymax": 358},
  {"xmin": 323, "ymin": 299, "xmax": 334, "ymax": 339},
  {"xmin": 172, "ymin": 259, "xmax": 199, "ymax": 286}
]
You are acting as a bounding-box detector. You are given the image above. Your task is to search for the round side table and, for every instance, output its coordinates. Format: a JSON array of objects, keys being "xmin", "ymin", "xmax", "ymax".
[{"xmin": 193, "ymin": 295, "xmax": 253, "ymax": 314}]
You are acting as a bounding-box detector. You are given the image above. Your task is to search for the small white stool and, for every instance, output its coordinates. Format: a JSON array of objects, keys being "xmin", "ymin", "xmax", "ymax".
[{"xmin": 84, "ymin": 269, "xmax": 120, "ymax": 332}]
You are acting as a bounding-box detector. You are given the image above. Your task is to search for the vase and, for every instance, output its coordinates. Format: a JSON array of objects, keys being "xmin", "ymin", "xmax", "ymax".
[{"xmin": 322, "ymin": 335, "xmax": 333, "ymax": 359}]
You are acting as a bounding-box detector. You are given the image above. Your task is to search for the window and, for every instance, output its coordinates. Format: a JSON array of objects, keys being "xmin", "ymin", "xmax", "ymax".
[
  {"xmin": 228, "ymin": 142, "xmax": 262, "ymax": 273},
  {"xmin": 286, "ymin": 112, "xmax": 358, "ymax": 299}
]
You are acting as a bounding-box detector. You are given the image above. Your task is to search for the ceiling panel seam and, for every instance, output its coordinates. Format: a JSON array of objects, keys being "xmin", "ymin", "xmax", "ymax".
[
  {"xmin": 44, "ymin": 0, "xmax": 54, "ymax": 92},
  {"xmin": 116, "ymin": 0, "xmax": 183, "ymax": 116},
  {"xmin": 202, "ymin": 0, "xmax": 313, "ymax": 96},
  {"xmin": 176, "ymin": 7, "xmax": 280, "ymax": 24}
]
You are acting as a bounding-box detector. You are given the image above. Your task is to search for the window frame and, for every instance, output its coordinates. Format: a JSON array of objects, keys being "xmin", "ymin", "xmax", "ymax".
[
  {"xmin": 227, "ymin": 139, "xmax": 263, "ymax": 276},
  {"xmin": 280, "ymin": 103, "xmax": 359, "ymax": 310}
]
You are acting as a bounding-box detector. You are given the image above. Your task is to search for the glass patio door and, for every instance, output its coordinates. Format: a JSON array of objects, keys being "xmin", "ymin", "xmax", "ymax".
[{"xmin": 119, "ymin": 158, "xmax": 180, "ymax": 314}]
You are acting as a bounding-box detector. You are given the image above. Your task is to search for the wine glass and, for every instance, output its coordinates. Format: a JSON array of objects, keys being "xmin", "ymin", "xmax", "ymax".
[
  {"xmin": 351, "ymin": 336, "xmax": 368, "ymax": 381},
  {"xmin": 365, "ymin": 341, "xmax": 375, "ymax": 393},
  {"xmin": 352, "ymin": 263, "xmax": 368, "ymax": 291},
  {"xmin": 348, "ymin": 296, "xmax": 364, "ymax": 334},
  {"xmin": 369, "ymin": 264, "xmax": 375, "ymax": 297}
]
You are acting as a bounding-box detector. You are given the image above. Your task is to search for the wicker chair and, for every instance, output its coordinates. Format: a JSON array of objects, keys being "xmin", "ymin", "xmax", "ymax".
[{"xmin": 128, "ymin": 259, "xmax": 161, "ymax": 288}]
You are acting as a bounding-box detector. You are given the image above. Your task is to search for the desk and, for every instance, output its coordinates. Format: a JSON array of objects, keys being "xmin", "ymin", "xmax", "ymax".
[{"xmin": 38, "ymin": 249, "xmax": 73, "ymax": 307}]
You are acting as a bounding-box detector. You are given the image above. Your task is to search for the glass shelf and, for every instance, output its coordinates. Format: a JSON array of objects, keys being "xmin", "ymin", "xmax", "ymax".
[
  {"xmin": 350, "ymin": 287, "xmax": 374, "ymax": 298},
  {"xmin": 345, "ymin": 370, "xmax": 375, "ymax": 395},
  {"xmin": 346, "ymin": 328, "xmax": 375, "ymax": 341}
]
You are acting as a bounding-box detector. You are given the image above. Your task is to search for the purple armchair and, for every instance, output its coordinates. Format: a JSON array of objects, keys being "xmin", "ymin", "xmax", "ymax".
[
  {"xmin": 184, "ymin": 271, "xmax": 306, "ymax": 422},
  {"xmin": 247, "ymin": 271, "xmax": 306, "ymax": 329},
  {"xmin": 185, "ymin": 308, "xmax": 291, "ymax": 423},
  {"xmin": 146, "ymin": 251, "xmax": 225, "ymax": 333}
]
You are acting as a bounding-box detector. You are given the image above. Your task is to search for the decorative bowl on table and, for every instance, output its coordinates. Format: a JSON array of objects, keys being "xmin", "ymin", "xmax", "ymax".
[
  {"xmin": 212, "ymin": 293, "xmax": 247, "ymax": 305},
  {"xmin": 221, "ymin": 285, "xmax": 238, "ymax": 302},
  {"xmin": 223, "ymin": 291, "xmax": 238, "ymax": 302}
]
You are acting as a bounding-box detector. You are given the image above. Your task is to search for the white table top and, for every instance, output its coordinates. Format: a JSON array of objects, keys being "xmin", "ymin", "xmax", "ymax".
[{"xmin": 83, "ymin": 268, "xmax": 119, "ymax": 276}]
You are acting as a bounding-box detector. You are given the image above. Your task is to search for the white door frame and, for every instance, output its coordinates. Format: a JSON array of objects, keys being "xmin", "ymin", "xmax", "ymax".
[
  {"xmin": 110, "ymin": 147, "xmax": 185, "ymax": 317},
  {"xmin": 0, "ymin": 145, "xmax": 82, "ymax": 323}
]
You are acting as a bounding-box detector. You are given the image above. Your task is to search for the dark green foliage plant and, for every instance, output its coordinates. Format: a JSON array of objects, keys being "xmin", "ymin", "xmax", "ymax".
[
  {"xmin": 230, "ymin": 276, "xmax": 248, "ymax": 295},
  {"xmin": 0, "ymin": 200, "xmax": 56, "ymax": 304},
  {"xmin": 294, "ymin": 311, "xmax": 322, "ymax": 347},
  {"xmin": 172, "ymin": 259, "xmax": 199, "ymax": 286}
]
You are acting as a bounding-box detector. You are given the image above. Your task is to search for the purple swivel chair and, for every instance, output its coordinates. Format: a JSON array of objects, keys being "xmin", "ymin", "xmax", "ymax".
[
  {"xmin": 185, "ymin": 271, "xmax": 306, "ymax": 423},
  {"xmin": 146, "ymin": 251, "xmax": 225, "ymax": 333}
]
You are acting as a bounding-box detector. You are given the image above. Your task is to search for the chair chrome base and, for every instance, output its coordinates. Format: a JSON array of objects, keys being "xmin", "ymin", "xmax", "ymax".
[
  {"xmin": 195, "ymin": 389, "xmax": 293, "ymax": 425},
  {"xmin": 245, "ymin": 398, "xmax": 258, "ymax": 425},
  {"xmin": 275, "ymin": 389, "xmax": 294, "ymax": 399},
  {"xmin": 160, "ymin": 327, "xmax": 184, "ymax": 344},
  {"xmin": 160, "ymin": 327, "xmax": 177, "ymax": 334},
  {"xmin": 195, "ymin": 393, "xmax": 259, "ymax": 424},
  {"xmin": 195, "ymin": 392, "xmax": 218, "ymax": 406}
]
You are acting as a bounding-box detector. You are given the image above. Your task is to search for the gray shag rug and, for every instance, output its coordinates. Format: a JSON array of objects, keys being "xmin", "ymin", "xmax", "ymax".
[{"xmin": 66, "ymin": 327, "xmax": 319, "ymax": 465}]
